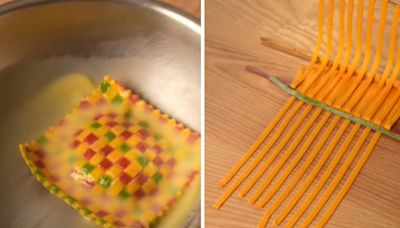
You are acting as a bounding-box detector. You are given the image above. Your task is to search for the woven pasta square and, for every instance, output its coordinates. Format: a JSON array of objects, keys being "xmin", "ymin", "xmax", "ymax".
[{"xmin": 20, "ymin": 76, "xmax": 200, "ymax": 228}]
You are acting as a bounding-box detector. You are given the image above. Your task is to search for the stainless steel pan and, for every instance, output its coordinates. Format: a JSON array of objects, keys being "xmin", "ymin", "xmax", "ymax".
[{"xmin": 0, "ymin": 1, "xmax": 200, "ymax": 227}]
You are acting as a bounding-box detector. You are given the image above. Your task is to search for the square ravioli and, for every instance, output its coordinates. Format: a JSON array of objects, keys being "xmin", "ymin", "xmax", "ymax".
[{"xmin": 20, "ymin": 76, "xmax": 200, "ymax": 228}]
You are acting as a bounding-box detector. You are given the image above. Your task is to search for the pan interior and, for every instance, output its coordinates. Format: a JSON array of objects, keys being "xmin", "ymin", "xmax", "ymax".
[{"xmin": 0, "ymin": 1, "xmax": 200, "ymax": 228}]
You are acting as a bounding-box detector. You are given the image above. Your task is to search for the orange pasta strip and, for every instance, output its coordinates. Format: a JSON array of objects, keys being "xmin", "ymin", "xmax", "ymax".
[
  {"xmin": 301, "ymin": 128, "xmax": 371, "ymax": 227},
  {"xmin": 341, "ymin": 0, "xmax": 387, "ymax": 112},
  {"xmin": 291, "ymin": 0, "xmax": 326, "ymax": 88},
  {"xmin": 323, "ymin": 0, "xmax": 367, "ymax": 106},
  {"xmin": 216, "ymin": 4, "xmax": 336, "ymax": 201},
  {"xmin": 314, "ymin": 0, "xmax": 362, "ymax": 104},
  {"xmin": 273, "ymin": 117, "xmax": 349, "ymax": 225},
  {"xmin": 371, "ymin": 87, "xmax": 400, "ymax": 124},
  {"xmin": 244, "ymin": 0, "xmax": 346, "ymax": 203},
  {"xmin": 294, "ymin": 0, "xmax": 335, "ymax": 91},
  {"xmin": 317, "ymin": 84, "xmax": 400, "ymax": 227},
  {"xmin": 213, "ymin": 101, "xmax": 303, "ymax": 208},
  {"xmin": 304, "ymin": 9, "xmax": 399, "ymax": 221},
  {"xmin": 218, "ymin": 96, "xmax": 296, "ymax": 188},
  {"xmin": 302, "ymin": 97, "xmax": 400, "ymax": 227},
  {"xmin": 378, "ymin": 6, "xmax": 400, "ymax": 84},
  {"xmin": 238, "ymin": 105, "xmax": 314, "ymax": 198},
  {"xmin": 275, "ymin": 2, "xmax": 378, "ymax": 225},
  {"xmin": 255, "ymin": 113, "xmax": 337, "ymax": 227},
  {"xmin": 260, "ymin": 115, "xmax": 338, "ymax": 217},
  {"xmin": 285, "ymin": 122, "xmax": 360, "ymax": 227},
  {"xmin": 383, "ymin": 94, "xmax": 400, "ymax": 128},
  {"xmin": 347, "ymin": 0, "xmax": 365, "ymax": 75},
  {"xmin": 248, "ymin": 109, "xmax": 328, "ymax": 204},
  {"xmin": 363, "ymin": 5, "xmax": 400, "ymax": 118},
  {"xmin": 256, "ymin": 1, "xmax": 400, "ymax": 228},
  {"xmin": 305, "ymin": 0, "xmax": 348, "ymax": 98},
  {"xmin": 312, "ymin": 0, "xmax": 325, "ymax": 64},
  {"xmin": 327, "ymin": 0, "xmax": 376, "ymax": 108},
  {"xmin": 250, "ymin": 0, "xmax": 349, "ymax": 205},
  {"xmin": 218, "ymin": 10, "xmax": 331, "ymax": 188},
  {"xmin": 242, "ymin": 107, "xmax": 321, "ymax": 199},
  {"xmin": 316, "ymin": 132, "xmax": 381, "ymax": 228},
  {"xmin": 340, "ymin": 0, "xmax": 355, "ymax": 71}
]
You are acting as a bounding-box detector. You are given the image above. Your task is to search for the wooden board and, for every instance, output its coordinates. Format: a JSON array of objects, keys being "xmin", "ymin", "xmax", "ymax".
[
  {"xmin": 205, "ymin": 0, "xmax": 400, "ymax": 227},
  {"xmin": 162, "ymin": 0, "xmax": 201, "ymax": 18}
]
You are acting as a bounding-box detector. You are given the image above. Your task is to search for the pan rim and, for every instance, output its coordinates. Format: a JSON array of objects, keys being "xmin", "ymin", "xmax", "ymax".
[{"xmin": 0, "ymin": 0, "xmax": 200, "ymax": 34}]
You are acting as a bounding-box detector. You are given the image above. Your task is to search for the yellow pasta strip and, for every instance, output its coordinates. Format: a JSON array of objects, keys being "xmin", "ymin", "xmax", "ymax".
[
  {"xmin": 213, "ymin": 101, "xmax": 303, "ymax": 208},
  {"xmin": 248, "ymin": 109, "xmax": 329, "ymax": 204},
  {"xmin": 218, "ymin": 96, "xmax": 296, "ymax": 188},
  {"xmin": 244, "ymin": 109, "xmax": 322, "ymax": 200},
  {"xmin": 280, "ymin": 120, "xmax": 358, "ymax": 227},
  {"xmin": 274, "ymin": 117, "xmax": 349, "ymax": 225},
  {"xmin": 316, "ymin": 132, "xmax": 381, "ymax": 228},
  {"xmin": 238, "ymin": 105, "xmax": 314, "ymax": 198},
  {"xmin": 300, "ymin": 128, "xmax": 371, "ymax": 228}
]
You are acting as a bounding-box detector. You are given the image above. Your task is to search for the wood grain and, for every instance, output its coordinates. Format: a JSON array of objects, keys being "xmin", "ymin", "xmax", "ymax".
[
  {"xmin": 205, "ymin": 0, "xmax": 400, "ymax": 227},
  {"xmin": 161, "ymin": 0, "xmax": 201, "ymax": 18}
]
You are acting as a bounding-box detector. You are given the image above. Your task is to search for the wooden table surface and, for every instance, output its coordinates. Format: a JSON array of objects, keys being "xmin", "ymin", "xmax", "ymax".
[{"xmin": 205, "ymin": 0, "xmax": 400, "ymax": 227}]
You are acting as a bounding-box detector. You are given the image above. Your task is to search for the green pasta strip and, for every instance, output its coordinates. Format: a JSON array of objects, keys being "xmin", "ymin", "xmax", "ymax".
[{"xmin": 268, "ymin": 76, "xmax": 400, "ymax": 141}]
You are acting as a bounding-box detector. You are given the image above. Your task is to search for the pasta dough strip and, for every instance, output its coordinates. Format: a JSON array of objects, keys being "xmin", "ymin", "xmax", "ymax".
[
  {"xmin": 213, "ymin": 101, "xmax": 303, "ymax": 208},
  {"xmin": 215, "ymin": 0, "xmax": 400, "ymax": 227},
  {"xmin": 244, "ymin": 0, "xmax": 350, "ymax": 202},
  {"xmin": 218, "ymin": 0, "xmax": 329, "ymax": 188},
  {"xmin": 215, "ymin": 0, "xmax": 335, "ymax": 205}
]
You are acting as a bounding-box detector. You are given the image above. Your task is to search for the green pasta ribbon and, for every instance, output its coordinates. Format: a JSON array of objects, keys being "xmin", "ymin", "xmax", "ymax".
[{"xmin": 268, "ymin": 76, "xmax": 400, "ymax": 141}]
